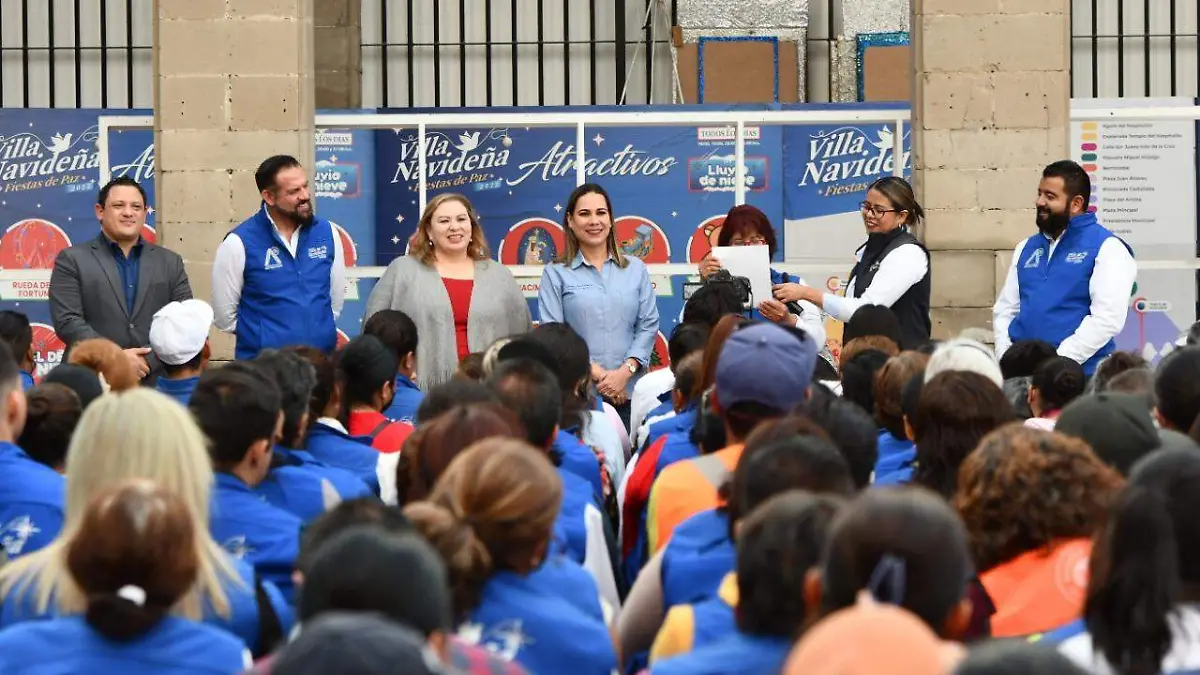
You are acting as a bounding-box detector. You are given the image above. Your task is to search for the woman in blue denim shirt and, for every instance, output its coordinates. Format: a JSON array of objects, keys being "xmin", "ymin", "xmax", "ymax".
[{"xmin": 538, "ymin": 183, "xmax": 660, "ymax": 425}]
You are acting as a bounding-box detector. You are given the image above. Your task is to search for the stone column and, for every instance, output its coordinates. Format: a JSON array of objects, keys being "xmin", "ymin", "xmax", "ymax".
[
  {"xmin": 315, "ymin": 0, "xmax": 361, "ymax": 108},
  {"xmin": 154, "ymin": 0, "xmax": 316, "ymax": 358},
  {"xmin": 911, "ymin": 0, "xmax": 1070, "ymax": 340}
]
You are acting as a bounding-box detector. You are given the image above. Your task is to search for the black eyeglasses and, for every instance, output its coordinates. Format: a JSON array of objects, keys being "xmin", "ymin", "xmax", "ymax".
[{"xmin": 859, "ymin": 201, "xmax": 900, "ymax": 217}]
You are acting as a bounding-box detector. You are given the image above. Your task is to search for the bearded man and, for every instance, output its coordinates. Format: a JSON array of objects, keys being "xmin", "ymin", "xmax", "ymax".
[
  {"xmin": 993, "ymin": 160, "xmax": 1137, "ymax": 376},
  {"xmin": 213, "ymin": 155, "xmax": 346, "ymax": 359}
]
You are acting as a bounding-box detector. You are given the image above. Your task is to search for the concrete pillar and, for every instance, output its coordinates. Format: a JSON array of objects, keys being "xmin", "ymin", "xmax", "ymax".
[
  {"xmin": 154, "ymin": 0, "xmax": 316, "ymax": 358},
  {"xmin": 911, "ymin": 0, "xmax": 1070, "ymax": 339},
  {"xmin": 315, "ymin": 0, "xmax": 361, "ymax": 108}
]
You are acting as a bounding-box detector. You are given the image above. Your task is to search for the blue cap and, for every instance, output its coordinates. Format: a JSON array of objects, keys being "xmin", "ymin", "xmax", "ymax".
[{"xmin": 716, "ymin": 322, "xmax": 817, "ymax": 411}]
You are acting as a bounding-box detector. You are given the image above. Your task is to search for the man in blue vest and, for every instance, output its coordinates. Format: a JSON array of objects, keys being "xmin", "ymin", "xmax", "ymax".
[
  {"xmin": 994, "ymin": 160, "xmax": 1137, "ymax": 376},
  {"xmin": 212, "ymin": 155, "xmax": 346, "ymax": 359}
]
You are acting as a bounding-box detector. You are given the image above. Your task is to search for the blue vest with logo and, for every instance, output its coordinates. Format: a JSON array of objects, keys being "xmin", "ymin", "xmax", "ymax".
[
  {"xmin": 661, "ymin": 509, "xmax": 735, "ymax": 609},
  {"xmin": 1009, "ymin": 213, "xmax": 1132, "ymax": 375},
  {"xmin": 384, "ymin": 375, "xmax": 424, "ymax": 425},
  {"xmin": 0, "ymin": 443, "xmax": 64, "ymax": 560},
  {"xmin": 231, "ymin": 207, "xmax": 337, "ymax": 359},
  {"xmin": 210, "ymin": 473, "xmax": 302, "ymax": 605},
  {"xmin": 462, "ymin": 569, "xmax": 617, "ymax": 675}
]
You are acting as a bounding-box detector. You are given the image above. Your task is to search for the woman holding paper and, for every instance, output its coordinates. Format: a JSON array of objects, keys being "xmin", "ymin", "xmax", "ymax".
[
  {"xmin": 772, "ymin": 176, "xmax": 931, "ymax": 350},
  {"xmin": 538, "ymin": 183, "xmax": 660, "ymax": 422},
  {"xmin": 697, "ymin": 204, "xmax": 826, "ymax": 347}
]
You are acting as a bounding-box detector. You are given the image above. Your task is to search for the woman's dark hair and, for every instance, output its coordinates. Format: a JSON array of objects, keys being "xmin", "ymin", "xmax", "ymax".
[
  {"xmin": 874, "ymin": 353, "xmax": 930, "ymax": 440},
  {"xmin": 297, "ymin": 498, "xmax": 413, "ymax": 575},
  {"xmin": 298, "ymin": 526, "xmax": 453, "ymax": 636},
  {"xmin": 998, "ymin": 340, "xmax": 1057, "ymax": 380},
  {"xmin": 842, "ymin": 305, "xmax": 903, "ymax": 349},
  {"xmin": 67, "ymin": 480, "xmax": 198, "ymax": 641},
  {"xmin": 415, "ymin": 380, "xmax": 498, "ymax": 425},
  {"xmin": 954, "ymin": 641, "xmax": 1088, "ymax": 675},
  {"xmin": 404, "ymin": 438, "xmax": 561, "ymax": 620},
  {"xmin": 715, "ymin": 204, "xmax": 778, "ymax": 259},
  {"xmin": 720, "ymin": 417, "xmax": 853, "ymax": 539},
  {"xmin": 288, "ymin": 346, "xmax": 337, "ymax": 428},
  {"xmin": 867, "ymin": 176, "xmax": 924, "ymax": 229},
  {"xmin": 692, "ymin": 314, "xmax": 750, "ymax": 399},
  {"xmin": 1030, "ymin": 356, "xmax": 1085, "ymax": 413},
  {"xmin": 527, "ymin": 323, "xmax": 593, "ymax": 433},
  {"xmin": 1084, "ymin": 448, "xmax": 1200, "ymax": 675},
  {"xmin": 1094, "ymin": 351, "xmax": 1150, "ymax": 393},
  {"xmin": 455, "ymin": 352, "xmax": 485, "ymax": 381},
  {"xmin": 397, "ymin": 403, "xmax": 524, "ymax": 504},
  {"xmin": 955, "ymin": 424, "xmax": 1123, "ymax": 572},
  {"xmin": 690, "ymin": 387, "xmax": 728, "ymax": 455},
  {"xmin": 900, "ymin": 373, "xmax": 923, "ymax": 428},
  {"xmin": 337, "ymin": 335, "xmax": 400, "ymax": 418},
  {"xmin": 840, "ymin": 349, "xmax": 892, "ymax": 420},
  {"xmin": 820, "ymin": 486, "xmax": 971, "ymax": 633},
  {"xmin": 18, "ymin": 383, "xmax": 81, "ymax": 470},
  {"xmin": 912, "ymin": 371, "xmax": 1015, "ymax": 499},
  {"xmin": 737, "ymin": 492, "xmax": 842, "ymax": 637},
  {"xmin": 1156, "ymin": 347, "xmax": 1200, "ymax": 432},
  {"xmin": 804, "ymin": 396, "xmax": 879, "ymax": 490}
]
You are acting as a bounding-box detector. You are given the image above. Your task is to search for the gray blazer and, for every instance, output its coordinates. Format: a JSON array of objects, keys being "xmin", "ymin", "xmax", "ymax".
[
  {"xmin": 364, "ymin": 256, "xmax": 532, "ymax": 390},
  {"xmin": 49, "ymin": 233, "xmax": 192, "ymax": 369}
]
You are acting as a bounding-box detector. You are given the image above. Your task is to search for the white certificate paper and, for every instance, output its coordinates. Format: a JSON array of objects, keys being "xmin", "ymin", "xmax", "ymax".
[{"xmin": 712, "ymin": 245, "xmax": 773, "ymax": 308}]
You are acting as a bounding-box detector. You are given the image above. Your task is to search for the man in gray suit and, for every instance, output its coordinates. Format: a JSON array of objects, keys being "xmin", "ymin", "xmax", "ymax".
[{"xmin": 49, "ymin": 176, "xmax": 192, "ymax": 383}]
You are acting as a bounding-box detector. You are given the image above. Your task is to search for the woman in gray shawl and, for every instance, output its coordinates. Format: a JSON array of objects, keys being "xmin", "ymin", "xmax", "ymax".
[{"xmin": 365, "ymin": 194, "xmax": 532, "ymax": 390}]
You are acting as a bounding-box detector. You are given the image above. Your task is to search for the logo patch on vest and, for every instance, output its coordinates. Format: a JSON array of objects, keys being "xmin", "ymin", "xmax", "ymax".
[
  {"xmin": 264, "ymin": 247, "xmax": 283, "ymax": 270},
  {"xmin": 1023, "ymin": 248, "xmax": 1044, "ymax": 268},
  {"xmin": 307, "ymin": 245, "xmax": 328, "ymax": 260},
  {"xmin": 1065, "ymin": 251, "xmax": 1089, "ymax": 264}
]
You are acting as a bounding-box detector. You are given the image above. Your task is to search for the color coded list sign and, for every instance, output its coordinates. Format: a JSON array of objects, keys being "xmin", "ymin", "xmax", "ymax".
[
  {"xmin": 1070, "ymin": 116, "xmax": 1193, "ymax": 244},
  {"xmin": 1070, "ymin": 97, "xmax": 1198, "ymax": 365},
  {"xmin": 1080, "ymin": 122, "xmax": 1100, "ymax": 213}
]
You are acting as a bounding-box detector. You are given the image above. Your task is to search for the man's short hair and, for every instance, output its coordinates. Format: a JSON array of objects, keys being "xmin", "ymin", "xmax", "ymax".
[
  {"xmin": 682, "ymin": 283, "xmax": 745, "ymax": 327},
  {"xmin": 362, "ymin": 310, "xmax": 419, "ymax": 362},
  {"xmin": 255, "ymin": 155, "xmax": 303, "ymax": 192},
  {"xmin": 668, "ymin": 322, "xmax": 710, "ymax": 372},
  {"xmin": 254, "ymin": 349, "xmax": 318, "ymax": 447},
  {"xmin": 0, "ymin": 311, "xmax": 32, "ymax": 369},
  {"xmin": 487, "ymin": 358, "xmax": 563, "ymax": 449},
  {"xmin": 97, "ymin": 176, "xmax": 147, "ymax": 207},
  {"xmin": 297, "ymin": 498, "xmax": 413, "ymax": 574},
  {"xmin": 189, "ymin": 362, "xmax": 283, "ymax": 469},
  {"xmin": 1043, "ymin": 159, "xmax": 1091, "ymax": 206},
  {"xmin": 415, "ymin": 380, "xmax": 498, "ymax": 425}
]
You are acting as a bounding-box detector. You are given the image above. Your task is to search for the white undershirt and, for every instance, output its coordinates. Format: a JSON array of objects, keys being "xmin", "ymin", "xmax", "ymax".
[
  {"xmin": 823, "ymin": 243, "xmax": 929, "ymax": 323},
  {"xmin": 212, "ymin": 206, "xmax": 346, "ymax": 332}
]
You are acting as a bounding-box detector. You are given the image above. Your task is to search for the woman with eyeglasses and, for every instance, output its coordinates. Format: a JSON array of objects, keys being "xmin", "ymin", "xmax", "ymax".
[
  {"xmin": 697, "ymin": 205, "xmax": 825, "ymax": 347},
  {"xmin": 773, "ymin": 177, "xmax": 931, "ymax": 350}
]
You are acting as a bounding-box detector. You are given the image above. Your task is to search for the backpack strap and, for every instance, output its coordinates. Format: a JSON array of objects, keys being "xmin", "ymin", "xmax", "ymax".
[{"xmin": 367, "ymin": 420, "xmax": 392, "ymax": 441}]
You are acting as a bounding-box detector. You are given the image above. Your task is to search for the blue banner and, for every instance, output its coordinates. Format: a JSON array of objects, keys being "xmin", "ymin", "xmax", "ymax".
[
  {"xmin": 373, "ymin": 123, "xmax": 784, "ymax": 270},
  {"xmin": 0, "ymin": 109, "xmax": 110, "ymax": 377},
  {"xmin": 313, "ymin": 126, "xmax": 377, "ymax": 344}
]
